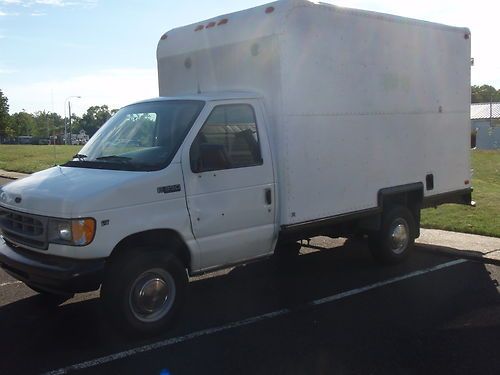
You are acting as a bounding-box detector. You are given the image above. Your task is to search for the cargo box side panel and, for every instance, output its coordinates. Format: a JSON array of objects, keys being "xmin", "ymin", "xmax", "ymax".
[{"xmin": 278, "ymin": 4, "xmax": 471, "ymax": 225}]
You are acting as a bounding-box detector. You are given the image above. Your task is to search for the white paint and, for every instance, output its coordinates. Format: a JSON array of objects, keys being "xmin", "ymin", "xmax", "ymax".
[
  {"xmin": 181, "ymin": 99, "xmax": 277, "ymax": 270},
  {"xmin": 42, "ymin": 258, "xmax": 468, "ymax": 375},
  {"xmin": 0, "ymin": 280, "xmax": 22, "ymax": 288}
]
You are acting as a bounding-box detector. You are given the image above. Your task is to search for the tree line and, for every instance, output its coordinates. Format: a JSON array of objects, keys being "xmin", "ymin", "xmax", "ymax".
[
  {"xmin": 1, "ymin": 85, "xmax": 499, "ymax": 142},
  {"xmin": 471, "ymin": 85, "xmax": 500, "ymax": 103},
  {"xmin": 0, "ymin": 89, "xmax": 117, "ymax": 143}
]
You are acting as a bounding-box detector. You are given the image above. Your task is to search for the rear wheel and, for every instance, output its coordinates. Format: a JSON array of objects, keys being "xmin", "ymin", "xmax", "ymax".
[
  {"xmin": 101, "ymin": 248, "xmax": 188, "ymax": 336},
  {"xmin": 369, "ymin": 206, "xmax": 416, "ymax": 264}
]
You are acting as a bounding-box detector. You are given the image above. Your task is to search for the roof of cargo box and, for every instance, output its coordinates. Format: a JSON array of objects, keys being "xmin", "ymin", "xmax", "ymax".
[{"xmin": 157, "ymin": 0, "xmax": 468, "ymax": 60}]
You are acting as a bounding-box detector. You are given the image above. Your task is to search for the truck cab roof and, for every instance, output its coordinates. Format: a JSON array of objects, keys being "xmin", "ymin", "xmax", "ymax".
[{"xmin": 131, "ymin": 92, "xmax": 262, "ymax": 106}]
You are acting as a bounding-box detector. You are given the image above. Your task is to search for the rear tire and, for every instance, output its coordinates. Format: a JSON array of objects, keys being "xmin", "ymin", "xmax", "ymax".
[
  {"xmin": 369, "ymin": 206, "xmax": 416, "ymax": 264},
  {"xmin": 101, "ymin": 248, "xmax": 188, "ymax": 336}
]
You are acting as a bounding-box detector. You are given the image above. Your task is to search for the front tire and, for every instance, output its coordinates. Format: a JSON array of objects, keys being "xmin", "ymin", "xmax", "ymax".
[
  {"xmin": 369, "ymin": 206, "xmax": 416, "ymax": 264},
  {"xmin": 101, "ymin": 248, "xmax": 188, "ymax": 336}
]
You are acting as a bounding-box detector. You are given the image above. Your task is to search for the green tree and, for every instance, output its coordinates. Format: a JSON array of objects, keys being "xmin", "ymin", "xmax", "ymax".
[
  {"xmin": 471, "ymin": 85, "xmax": 500, "ymax": 103},
  {"xmin": 77, "ymin": 105, "xmax": 115, "ymax": 136},
  {"xmin": 32, "ymin": 111, "xmax": 65, "ymax": 138},
  {"xmin": 0, "ymin": 89, "xmax": 11, "ymax": 140},
  {"xmin": 10, "ymin": 111, "xmax": 36, "ymax": 136}
]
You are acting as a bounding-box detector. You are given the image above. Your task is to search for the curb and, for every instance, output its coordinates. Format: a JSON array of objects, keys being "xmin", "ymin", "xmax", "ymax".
[{"xmin": 0, "ymin": 170, "xmax": 29, "ymax": 180}]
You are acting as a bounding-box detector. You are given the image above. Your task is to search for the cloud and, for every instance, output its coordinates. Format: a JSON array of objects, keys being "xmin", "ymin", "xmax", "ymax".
[
  {"xmin": 0, "ymin": 67, "xmax": 17, "ymax": 74},
  {"xmin": 4, "ymin": 68, "xmax": 157, "ymax": 115},
  {"xmin": 30, "ymin": 10, "xmax": 45, "ymax": 15},
  {"xmin": 34, "ymin": 0, "xmax": 66, "ymax": 6},
  {"xmin": 1, "ymin": 0, "xmax": 98, "ymax": 8},
  {"xmin": 33, "ymin": 0, "xmax": 97, "ymax": 7},
  {"xmin": 0, "ymin": 9, "xmax": 19, "ymax": 15}
]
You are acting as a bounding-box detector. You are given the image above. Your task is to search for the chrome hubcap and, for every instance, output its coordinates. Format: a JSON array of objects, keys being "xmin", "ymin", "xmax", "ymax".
[
  {"xmin": 129, "ymin": 269, "xmax": 175, "ymax": 323},
  {"xmin": 390, "ymin": 221, "xmax": 409, "ymax": 255}
]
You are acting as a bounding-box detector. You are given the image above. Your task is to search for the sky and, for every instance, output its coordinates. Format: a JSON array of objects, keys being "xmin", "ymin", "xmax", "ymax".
[{"xmin": 0, "ymin": 0, "xmax": 499, "ymax": 116}]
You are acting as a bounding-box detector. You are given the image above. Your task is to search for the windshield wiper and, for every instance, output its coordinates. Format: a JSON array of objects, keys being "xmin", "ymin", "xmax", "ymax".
[
  {"xmin": 95, "ymin": 155, "xmax": 132, "ymax": 163},
  {"xmin": 72, "ymin": 153, "xmax": 87, "ymax": 161}
]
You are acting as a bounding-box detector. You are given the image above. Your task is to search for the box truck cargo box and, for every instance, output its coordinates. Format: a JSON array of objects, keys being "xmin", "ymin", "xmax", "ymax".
[{"xmin": 157, "ymin": 0, "xmax": 472, "ymax": 226}]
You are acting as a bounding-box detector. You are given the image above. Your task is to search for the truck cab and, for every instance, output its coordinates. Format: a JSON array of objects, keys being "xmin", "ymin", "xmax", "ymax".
[{"xmin": 0, "ymin": 93, "xmax": 279, "ymax": 334}]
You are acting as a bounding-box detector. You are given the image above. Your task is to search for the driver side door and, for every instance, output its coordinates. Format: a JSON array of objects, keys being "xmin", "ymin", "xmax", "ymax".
[{"xmin": 181, "ymin": 100, "xmax": 276, "ymax": 271}]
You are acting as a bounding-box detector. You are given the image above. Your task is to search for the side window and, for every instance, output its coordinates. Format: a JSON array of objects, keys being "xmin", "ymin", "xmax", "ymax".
[{"xmin": 190, "ymin": 104, "xmax": 263, "ymax": 172}]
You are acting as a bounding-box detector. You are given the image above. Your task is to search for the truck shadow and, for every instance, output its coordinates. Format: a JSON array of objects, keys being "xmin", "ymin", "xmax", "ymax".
[{"xmin": 0, "ymin": 240, "xmax": 499, "ymax": 375}]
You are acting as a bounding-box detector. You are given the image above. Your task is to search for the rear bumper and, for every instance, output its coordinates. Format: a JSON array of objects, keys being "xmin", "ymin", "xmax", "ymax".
[
  {"xmin": 422, "ymin": 188, "xmax": 473, "ymax": 208},
  {"xmin": 0, "ymin": 237, "xmax": 105, "ymax": 294}
]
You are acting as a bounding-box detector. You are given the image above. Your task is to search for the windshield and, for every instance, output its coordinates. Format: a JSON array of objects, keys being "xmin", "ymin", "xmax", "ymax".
[{"xmin": 64, "ymin": 100, "xmax": 205, "ymax": 171}]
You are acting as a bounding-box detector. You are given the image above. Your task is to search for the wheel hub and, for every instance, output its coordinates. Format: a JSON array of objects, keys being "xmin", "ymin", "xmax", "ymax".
[
  {"xmin": 129, "ymin": 269, "xmax": 176, "ymax": 322},
  {"xmin": 134, "ymin": 277, "xmax": 169, "ymax": 314},
  {"xmin": 390, "ymin": 222, "xmax": 409, "ymax": 254}
]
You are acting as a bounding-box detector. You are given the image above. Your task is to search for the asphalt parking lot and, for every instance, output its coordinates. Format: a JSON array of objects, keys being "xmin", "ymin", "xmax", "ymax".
[
  {"xmin": 1, "ymin": 177, "xmax": 500, "ymax": 375},
  {"xmin": 1, "ymin": 239, "xmax": 499, "ymax": 375}
]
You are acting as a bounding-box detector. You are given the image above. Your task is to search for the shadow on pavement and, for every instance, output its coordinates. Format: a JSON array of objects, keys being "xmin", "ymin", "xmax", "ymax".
[
  {"xmin": 418, "ymin": 243, "xmax": 500, "ymax": 266},
  {"xmin": 0, "ymin": 239, "xmax": 498, "ymax": 375}
]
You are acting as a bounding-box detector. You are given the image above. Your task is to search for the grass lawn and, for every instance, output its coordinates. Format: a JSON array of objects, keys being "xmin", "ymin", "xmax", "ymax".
[
  {"xmin": 421, "ymin": 150, "xmax": 500, "ymax": 238},
  {"xmin": 0, "ymin": 145, "xmax": 498, "ymax": 237},
  {"xmin": 0, "ymin": 145, "xmax": 81, "ymax": 174}
]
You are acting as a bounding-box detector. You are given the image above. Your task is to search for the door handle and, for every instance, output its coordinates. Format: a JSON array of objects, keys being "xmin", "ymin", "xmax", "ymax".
[{"xmin": 265, "ymin": 188, "xmax": 272, "ymax": 205}]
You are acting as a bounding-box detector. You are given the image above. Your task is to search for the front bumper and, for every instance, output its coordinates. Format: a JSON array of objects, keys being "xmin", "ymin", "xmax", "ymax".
[{"xmin": 0, "ymin": 237, "xmax": 105, "ymax": 294}]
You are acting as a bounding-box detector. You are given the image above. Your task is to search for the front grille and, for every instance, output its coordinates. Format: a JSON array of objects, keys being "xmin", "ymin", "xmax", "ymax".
[{"xmin": 0, "ymin": 207, "xmax": 48, "ymax": 250}]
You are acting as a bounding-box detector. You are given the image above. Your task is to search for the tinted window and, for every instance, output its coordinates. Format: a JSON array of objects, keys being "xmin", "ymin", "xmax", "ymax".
[{"xmin": 190, "ymin": 104, "xmax": 262, "ymax": 172}]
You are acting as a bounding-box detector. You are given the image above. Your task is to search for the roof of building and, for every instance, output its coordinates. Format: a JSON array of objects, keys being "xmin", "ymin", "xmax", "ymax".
[{"xmin": 471, "ymin": 102, "xmax": 500, "ymax": 120}]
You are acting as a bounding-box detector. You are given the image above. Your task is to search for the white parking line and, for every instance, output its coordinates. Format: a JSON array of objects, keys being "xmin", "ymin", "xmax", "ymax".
[
  {"xmin": 43, "ymin": 258, "xmax": 467, "ymax": 375},
  {"xmin": 0, "ymin": 280, "xmax": 22, "ymax": 288}
]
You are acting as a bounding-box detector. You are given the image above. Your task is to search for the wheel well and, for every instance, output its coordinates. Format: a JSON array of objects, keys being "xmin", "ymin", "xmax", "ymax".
[
  {"xmin": 109, "ymin": 229, "xmax": 192, "ymax": 272},
  {"xmin": 378, "ymin": 183, "xmax": 423, "ymax": 237}
]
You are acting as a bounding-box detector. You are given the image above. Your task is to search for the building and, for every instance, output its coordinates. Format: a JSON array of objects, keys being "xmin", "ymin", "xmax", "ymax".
[{"xmin": 471, "ymin": 103, "xmax": 500, "ymax": 149}]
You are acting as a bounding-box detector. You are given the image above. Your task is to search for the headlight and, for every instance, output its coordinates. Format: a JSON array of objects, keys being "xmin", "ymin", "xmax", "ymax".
[{"xmin": 48, "ymin": 218, "xmax": 96, "ymax": 246}]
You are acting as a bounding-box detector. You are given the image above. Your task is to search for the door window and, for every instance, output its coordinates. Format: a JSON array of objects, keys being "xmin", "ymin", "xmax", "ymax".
[{"xmin": 190, "ymin": 104, "xmax": 263, "ymax": 172}]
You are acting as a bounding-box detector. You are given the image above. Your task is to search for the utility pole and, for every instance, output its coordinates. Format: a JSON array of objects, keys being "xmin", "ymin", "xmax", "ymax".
[
  {"xmin": 64, "ymin": 96, "xmax": 81, "ymax": 145},
  {"xmin": 490, "ymin": 94, "xmax": 493, "ymax": 128},
  {"xmin": 68, "ymin": 101, "xmax": 72, "ymax": 145}
]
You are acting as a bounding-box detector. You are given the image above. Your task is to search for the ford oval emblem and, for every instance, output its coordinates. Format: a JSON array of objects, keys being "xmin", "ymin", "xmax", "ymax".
[{"xmin": 15, "ymin": 197, "xmax": 22, "ymax": 204}]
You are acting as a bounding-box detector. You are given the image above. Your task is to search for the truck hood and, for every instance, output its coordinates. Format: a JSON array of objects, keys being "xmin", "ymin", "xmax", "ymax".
[{"xmin": 0, "ymin": 166, "xmax": 169, "ymax": 217}]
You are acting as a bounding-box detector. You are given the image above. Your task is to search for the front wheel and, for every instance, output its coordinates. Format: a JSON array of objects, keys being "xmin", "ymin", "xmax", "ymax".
[
  {"xmin": 369, "ymin": 206, "xmax": 416, "ymax": 264},
  {"xmin": 101, "ymin": 248, "xmax": 188, "ymax": 336}
]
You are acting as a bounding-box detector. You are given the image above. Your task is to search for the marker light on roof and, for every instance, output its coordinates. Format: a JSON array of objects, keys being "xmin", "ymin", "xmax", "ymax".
[
  {"xmin": 218, "ymin": 18, "xmax": 228, "ymax": 25},
  {"xmin": 265, "ymin": 6, "xmax": 275, "ymax": 14},
  {"xmin": 195, "ymin": 25, "xmax": 204, "ymax": 31},
  {"xmin": 160, "ymin": 33, "xmax": 168, "ymax": 40},
  {"xmin": 206, "ymin": 22, "xmax": 216, "ymax": 28}
]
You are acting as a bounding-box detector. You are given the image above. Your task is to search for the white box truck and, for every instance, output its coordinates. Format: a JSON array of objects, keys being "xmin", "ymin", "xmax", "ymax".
[{"xmin": 0, "ymin": 0, "xmax": 472, "ymax": 335}]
